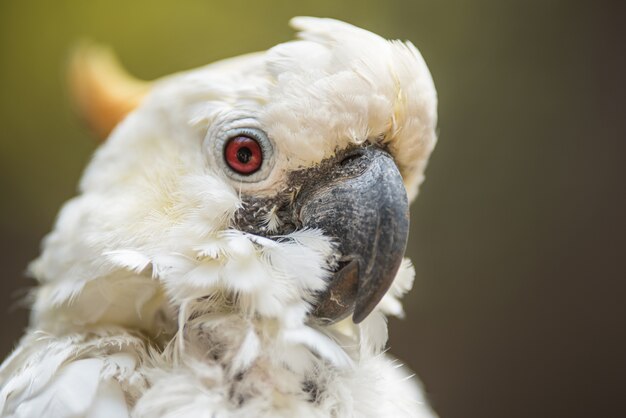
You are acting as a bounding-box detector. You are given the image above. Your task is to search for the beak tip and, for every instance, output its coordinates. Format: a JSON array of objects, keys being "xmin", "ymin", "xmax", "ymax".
[
  {"xmin": 352, "ymin": 249, "xmax": 407, "ymax": 324},
  {"xmin": 351, "ymin": 310, "xmax": 368, "ymax": 324},
  {"xmin": 351, "ymin": 283, "xmax": 387, "ymax": 324}
]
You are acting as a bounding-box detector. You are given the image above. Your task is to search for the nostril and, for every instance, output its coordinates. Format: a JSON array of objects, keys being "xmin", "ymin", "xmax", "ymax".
[{"xmin": 339, "ymin": 151, "xmax": 364, "ymax": 166}]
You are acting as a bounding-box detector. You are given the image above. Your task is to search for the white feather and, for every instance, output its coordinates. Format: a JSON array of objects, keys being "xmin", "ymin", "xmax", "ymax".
[
  {"xmin": 86, "ymin": 379, "xmax": 130, "ymax": 418},
  {"xmin": 1, "ymin": 16, "xmax": 438, "ymax": 418},
  {"xmin": 10, "ymin": 358, "xmax": 103, "ymax": 418}
]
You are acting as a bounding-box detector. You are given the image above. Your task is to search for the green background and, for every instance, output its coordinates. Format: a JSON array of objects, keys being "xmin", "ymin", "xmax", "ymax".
[{"xmin": 1, "ymin": 1, "xmax": 624, "ymax": 417}]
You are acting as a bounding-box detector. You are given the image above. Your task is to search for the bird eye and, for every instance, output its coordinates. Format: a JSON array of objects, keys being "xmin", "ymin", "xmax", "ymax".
[
  {"xmin": 224, "ymin": 135, "xmax": 263, "ymax": 175},
  {"xmin": 209, "ymin": 125, "xmax": 274, "ymax": 183}
]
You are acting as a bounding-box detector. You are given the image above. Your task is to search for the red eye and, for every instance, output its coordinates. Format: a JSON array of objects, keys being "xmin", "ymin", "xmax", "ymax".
[{"xmin": 224, "ymin": 136, "xmax": 263, "ymax": 175}]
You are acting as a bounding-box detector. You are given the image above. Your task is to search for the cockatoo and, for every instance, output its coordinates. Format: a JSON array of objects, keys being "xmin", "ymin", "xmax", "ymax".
[{"xmin": 0, "ymin": 17, "xmax": 438, "ymax": 417}]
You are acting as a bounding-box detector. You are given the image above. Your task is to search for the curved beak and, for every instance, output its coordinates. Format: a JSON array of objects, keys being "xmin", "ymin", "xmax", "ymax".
[{"xmin": 298, "ymin": 147, "xmax": 409, "ymax": 324}]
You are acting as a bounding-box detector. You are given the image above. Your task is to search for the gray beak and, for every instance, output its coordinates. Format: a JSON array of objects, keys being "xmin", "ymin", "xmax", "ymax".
[{"xmin": 298, "ymin": 147, "xmax": 409, "ymax": 324}]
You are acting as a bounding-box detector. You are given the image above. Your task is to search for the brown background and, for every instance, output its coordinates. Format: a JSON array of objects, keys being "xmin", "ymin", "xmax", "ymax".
[{"xmin": 1, "ymin": 1, "xmax": 625, "ymax": 417}]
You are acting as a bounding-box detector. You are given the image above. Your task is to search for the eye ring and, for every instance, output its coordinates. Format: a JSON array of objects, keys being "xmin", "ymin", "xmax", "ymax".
[
  {"xmin": 224, "ymin": 135, "xmax": 263, "ymax": 175},
  {"xmin": 212, "ymin": 125, "xmax": 274, "ymax": 183}
]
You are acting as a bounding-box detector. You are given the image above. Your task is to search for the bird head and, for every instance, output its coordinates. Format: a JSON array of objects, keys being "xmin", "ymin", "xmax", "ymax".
[{"xmin": 31, "ymin": 18, "xmax": 437, "ymax": 334}]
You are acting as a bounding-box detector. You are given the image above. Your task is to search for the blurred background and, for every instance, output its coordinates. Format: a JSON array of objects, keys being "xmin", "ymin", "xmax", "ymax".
[{"xmin": 1, "ymin": 0, "xmax": 624, "ymax": 417}]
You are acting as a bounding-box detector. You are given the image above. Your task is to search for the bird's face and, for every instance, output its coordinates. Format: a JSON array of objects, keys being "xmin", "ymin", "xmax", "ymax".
[
  {"xmin": 52, "ymin": 18, "xmax": 436, "ymax": 328},
  {"xmin": 205, "ymin": 113, "xmax": 411, "ymax": 324}
]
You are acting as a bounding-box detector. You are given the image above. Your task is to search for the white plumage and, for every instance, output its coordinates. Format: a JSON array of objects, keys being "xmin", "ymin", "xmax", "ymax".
[{"xmin": 0, "ymin": 17, "xmax": 438, "ymax": 417}]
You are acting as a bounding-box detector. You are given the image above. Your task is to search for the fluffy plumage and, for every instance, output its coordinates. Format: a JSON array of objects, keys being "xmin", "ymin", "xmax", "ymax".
[{"xmin": 0, "ymin": 17, "xmax": 437, "ymax": 417}]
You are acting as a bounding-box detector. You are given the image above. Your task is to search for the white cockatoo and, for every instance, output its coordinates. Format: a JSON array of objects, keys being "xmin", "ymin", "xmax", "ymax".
[{"xmin": 0, "ymin": 17, "xmax": 438, "ymax": 418}]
